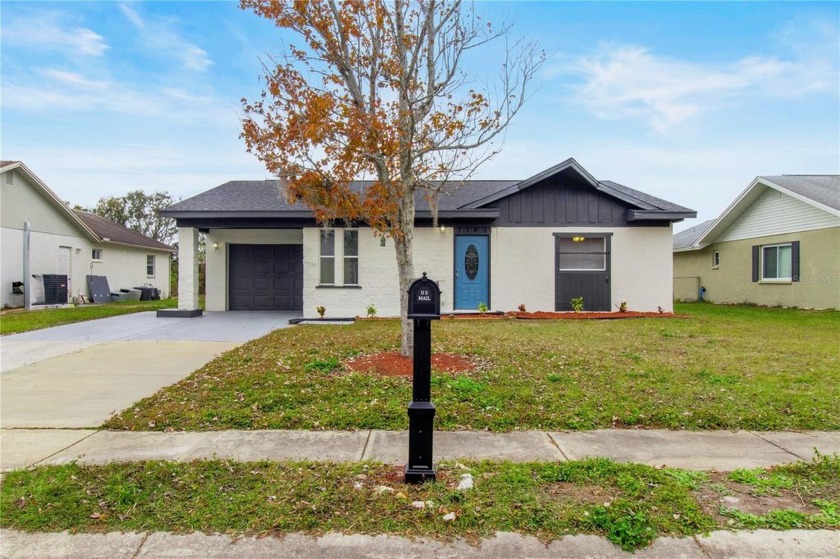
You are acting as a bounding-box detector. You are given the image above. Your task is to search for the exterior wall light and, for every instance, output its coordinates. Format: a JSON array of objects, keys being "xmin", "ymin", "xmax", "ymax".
[
  {"xmin": 212, "ymin": 242, "xmax": 219, "ymax": 250},
  {"xmin": 439, "ymin": 225, "xmax": 446, "ymax": 233},
  {"xmin": 380, "ymin": 236, "xmax": 387, "ymax": 247}
]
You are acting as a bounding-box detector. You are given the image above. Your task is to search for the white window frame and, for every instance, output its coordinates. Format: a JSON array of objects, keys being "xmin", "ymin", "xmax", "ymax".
[
  {"xmin": 343, "ymin": 230, "xmax": 359, "ymax": 286},
  {"xmin": 319, "ymin": 229, "xmax": 336, "ymax": 285},
  {"xmin": 712, "ymin": 251, "xmax": 720, "ymax": 269},
  {"xmin": 146, "ymin": 255, "xmax": 156, "ymax": 277},
  {"xmin": 761, "ymin": 243, "xmax": 792, "ymax": 282},
  {"xmin": 92, "ymin": 248, "xmax": 103, "ymax": 260}
]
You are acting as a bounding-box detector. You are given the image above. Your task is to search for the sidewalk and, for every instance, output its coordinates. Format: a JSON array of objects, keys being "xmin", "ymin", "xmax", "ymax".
[
  {"xmin": 2, "ymin": 428, "xmax": 838, "ymax": 558},
  {"xmin": 3, "ymin": 428, "xmax": 838, "ymax": 472},
  {"xmin": 2, "ymin": 528, "xmax": 838, "ymax": 559}
]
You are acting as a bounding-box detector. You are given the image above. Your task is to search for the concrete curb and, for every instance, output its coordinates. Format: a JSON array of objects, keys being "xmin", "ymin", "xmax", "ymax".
[
  {"xmin": 1, "ymin": 529, "xmax": 838, "ymax": 559},
  {"xmin": 4, "ymin": 428, "xmax": 837, "ymax": 473}
]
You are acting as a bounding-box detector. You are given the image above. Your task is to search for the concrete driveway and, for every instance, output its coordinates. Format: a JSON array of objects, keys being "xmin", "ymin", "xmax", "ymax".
[{"xmin": 1, "ymin": 311, "xmax": 295, "ymax": 470}]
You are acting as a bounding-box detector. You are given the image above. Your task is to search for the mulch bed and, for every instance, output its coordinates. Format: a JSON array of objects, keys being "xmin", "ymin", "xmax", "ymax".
[
  {"xmin": 345, "ymin": 351, "xmax": 475, "ymax": 377},
  {"xmin": 441, "ymin": 311, "xmax": 684, "ymax": 320}
]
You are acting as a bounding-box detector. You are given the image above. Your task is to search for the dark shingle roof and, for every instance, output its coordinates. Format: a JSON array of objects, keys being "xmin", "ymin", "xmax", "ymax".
[
  {"xmin": 673, "ymin": 219, "xmax": 715, "ymax": 250},
  {"xmin": 163, "ymin": 159, "xmax": 695, "ymax": 221},
  {"xmin": 164, "ymin": 179, "xmax": 521, "ymax": 213},
  {"xmin": 73, "ymin": 211, "xmax": 173, "ymax": 251},
  {"xmin": 760, "ymin": 175, "xmax": 839, "ymax": 212},
  {"xmin": 599, "ymin": 180, "xmax": 695, "ymax": 213}
]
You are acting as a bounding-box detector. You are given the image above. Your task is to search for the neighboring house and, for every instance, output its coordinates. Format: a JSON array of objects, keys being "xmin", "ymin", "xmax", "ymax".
[
  {"xmin": 673, "ymin": 175, "xmax": 840, "ymax": 309},
  {"xmin": 162, "ymin": 158, "xmax": 695, "ymax": 318},
  {"xmin": 0, "ymin": 161, "xmax": 173, "ymax": 308}
]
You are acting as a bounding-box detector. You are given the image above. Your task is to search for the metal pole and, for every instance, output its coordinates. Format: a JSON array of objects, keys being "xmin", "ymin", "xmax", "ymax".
[{"xmin": 23, "ymin": 221, "xmax": 31, "ymax": 309}]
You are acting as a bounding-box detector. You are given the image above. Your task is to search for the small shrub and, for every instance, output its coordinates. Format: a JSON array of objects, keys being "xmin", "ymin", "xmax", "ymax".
[
  {"xmin": 616, "ymin": 301, "xmax": 628, "ymax": 313},
  {"xmin": 477, "ymin": 301, "xmax": 488, "ymax": 313},
  {"xmin": 517, "ymin": 303, "xmax": 526, "ymax": 312},
  {"xmin": 316, "ymin": 305, "xmax": 326, "ymax": 318},
  {"xmin": 570, "ymin": 297, "xmax": 584, "ymax": 313},
  {"xmin": 366, "ymin": 303, "xmax": 377, "ymax": 318}
]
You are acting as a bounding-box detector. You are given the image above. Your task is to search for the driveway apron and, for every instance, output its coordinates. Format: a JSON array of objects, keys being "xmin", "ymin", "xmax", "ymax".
[{"xmin": 1, "ymin": 311, "xmax": 294, "ymax": 469}]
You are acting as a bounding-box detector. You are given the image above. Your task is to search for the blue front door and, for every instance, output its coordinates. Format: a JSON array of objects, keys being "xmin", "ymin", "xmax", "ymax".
[{"xmin": 454, "ymin": 235, "xmax": 489, "ymax": 310}]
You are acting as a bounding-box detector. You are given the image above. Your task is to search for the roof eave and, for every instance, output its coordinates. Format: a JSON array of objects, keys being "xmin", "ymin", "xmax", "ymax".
[
  {"xmin": 759, "ymin": 177, "xmax": 840, "ymax": 217},
  {"xmin": 627, "ymin": 210, "xmax": 697, "ymax": 222},
  {"xmin": 4, "ymin": 162, "xmax": 101, "ymax": 242},
  {"xmin": 102, "ymin": 240, "xmax": 175, "ymax": 252}
]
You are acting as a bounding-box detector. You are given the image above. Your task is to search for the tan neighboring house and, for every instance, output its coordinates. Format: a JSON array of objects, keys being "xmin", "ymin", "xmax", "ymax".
[
  {"xmin": 673, "ymin": 175, "xmax": 840, "ymax": 309},
  {"xmin": 1, "ymin": 161, "xmax": 173, "ymax": 308}
]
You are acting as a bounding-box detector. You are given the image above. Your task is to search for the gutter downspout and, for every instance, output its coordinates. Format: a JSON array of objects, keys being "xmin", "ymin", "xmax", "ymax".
[{"xmin": 23, "ymin": 221, "xmax": 31, "ymax": 309}]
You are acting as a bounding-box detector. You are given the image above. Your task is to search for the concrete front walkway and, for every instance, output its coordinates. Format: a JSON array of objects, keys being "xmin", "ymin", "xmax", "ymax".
[
  {"xmin": 2, "ymin": 528, "xmax": 839, "ymax": 559},
  {"xmin": 3, "ymin": 428, "xmax": 838, "ymax": 473}
]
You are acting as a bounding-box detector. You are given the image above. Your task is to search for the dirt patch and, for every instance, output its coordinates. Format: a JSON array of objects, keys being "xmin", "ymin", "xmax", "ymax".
[
  {"xmin": 542, "ymin": 482, "xmax": 621, "ymax": 506},
  {"xmin": 694, "ymin": 473, "xmax": 821, "ymax": 523},
  {"xmin": 345, "ymin": 351, "xmax": 475, "ymax": 377}
]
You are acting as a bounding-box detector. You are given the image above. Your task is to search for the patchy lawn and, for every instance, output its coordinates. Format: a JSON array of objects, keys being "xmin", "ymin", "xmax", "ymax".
[
  {"xmin": 104, "ymin": 304, "xmax": 840, "ymax": 432},
  {"xmin": 1, "ymin": 299, "xmax": 180, "ymax": 335},
  {"xmin": 2, "ymin": 456, "xmax": 837, "ymax": 551}
]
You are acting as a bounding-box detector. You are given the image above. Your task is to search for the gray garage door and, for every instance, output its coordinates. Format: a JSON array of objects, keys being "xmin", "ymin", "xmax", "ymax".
[{"xmin": 229, "ymin": 244, "xmax": 303, "ymax": 311}]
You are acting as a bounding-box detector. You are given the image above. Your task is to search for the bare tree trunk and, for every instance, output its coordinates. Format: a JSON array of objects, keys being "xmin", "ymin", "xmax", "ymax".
[{"xmin": 395, "ymin": 193, "xmax": 416, "ymax": 357}]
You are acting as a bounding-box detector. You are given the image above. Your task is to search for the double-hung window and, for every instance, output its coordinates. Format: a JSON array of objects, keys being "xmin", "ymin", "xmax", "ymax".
[
  {"xmin": 319, "ymin": 229, "xmax": 360, "ymax": 286},
  {"xmin": 319, "ymin": 230, "xmax": 336, "ymax": 284},
  {"xmin": 146, "ymin": 255, "xmax": 156, "ymax": 277},
  {"xmin": 343, "ymin": 230, "xmax": 359, "ymax": 285}
]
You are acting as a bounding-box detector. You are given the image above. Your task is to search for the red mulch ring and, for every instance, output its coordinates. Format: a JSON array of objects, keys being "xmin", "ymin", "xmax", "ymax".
[
  {"xmin": 513, "ymin": 311, "xmax": 684, "ymax": 320},
  {"xmin": 441, "ymin": 311, "xmax": 685, "ymax": 320},
  {"xmin": 345, "ymin": 351, "xmax": 474, "ymax": 377}
]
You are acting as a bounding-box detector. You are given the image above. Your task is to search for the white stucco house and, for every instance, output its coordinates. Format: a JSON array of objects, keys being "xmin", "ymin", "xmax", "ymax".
[
  {"xmin": 1, "ymin": 161, "xmax": 173, "ymax": 308},
  {"xmin": 161, "ymin": 159, "xmax": 695, "ymax": 318}
]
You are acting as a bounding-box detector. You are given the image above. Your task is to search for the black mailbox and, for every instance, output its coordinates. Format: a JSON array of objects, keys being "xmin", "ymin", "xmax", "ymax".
[{"xmin": 407, "ymin": 272, "xmax": 441, "ymax": 319}]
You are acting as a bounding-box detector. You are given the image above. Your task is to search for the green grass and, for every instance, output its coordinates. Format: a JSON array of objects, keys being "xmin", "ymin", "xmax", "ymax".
[
  {"xmin": 2, "ymin": 456, "xmax": 837, "ymax": 550},
  {"xmin": 104, "ymin": 303, "xmax": 840, "ymax": 432},
  {"xmin": 0, "ymin": 298, "xmax": 181, "ymax": 335}
]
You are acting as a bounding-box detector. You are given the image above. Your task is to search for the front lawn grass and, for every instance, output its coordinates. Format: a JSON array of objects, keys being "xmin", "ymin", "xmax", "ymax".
[
  {"xmin": 2, "ymin": 456, "xmax": 837, "ymax": 551},
  {"xmin": 104, "ymin": 303, "xmax": 840, "ymax": 432},
  {"xmin": 0, "ymin": 299, "xmax": 179, "ymax": 335}
]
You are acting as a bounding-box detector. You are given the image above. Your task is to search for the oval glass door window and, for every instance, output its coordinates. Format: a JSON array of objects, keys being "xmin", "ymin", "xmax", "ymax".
[{"xmin": 465, "ymin": 244, "xmax": 479, "ymax": 280}]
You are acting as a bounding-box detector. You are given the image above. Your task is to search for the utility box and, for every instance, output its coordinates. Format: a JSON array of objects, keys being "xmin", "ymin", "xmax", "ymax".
[{"xmin": 407, "ymin": 272, "xmax": 441, "ymax": 319}]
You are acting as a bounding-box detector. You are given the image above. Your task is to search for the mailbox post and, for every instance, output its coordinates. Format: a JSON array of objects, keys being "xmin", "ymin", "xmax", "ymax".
[{"xmin": 405, "ymin": 272, "xmax": 441, "ymax": 483}]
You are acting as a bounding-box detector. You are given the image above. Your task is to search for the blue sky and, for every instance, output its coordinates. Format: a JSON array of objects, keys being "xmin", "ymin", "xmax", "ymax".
[{"xmin": 2, "ymin": 1, "xmax": 837, "ymax": 231}]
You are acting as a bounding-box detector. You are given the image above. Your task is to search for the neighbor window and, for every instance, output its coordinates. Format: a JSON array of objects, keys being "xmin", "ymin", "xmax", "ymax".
[
  {"xmin": 92, "ymin": 248, "xmax": 103, "ymax": 260},
  {"xmin": 319, "ymin": 229, "xmax": 335, "ymax": 284},
  {"xmin": 343, "ymin": 230, "xmax": 359, "ymax": 285},
  {"xmin": 712, "ymin": 251, "xmax": 720, "ymax": 268},
  {"xmin": 762, "ymin": 244, "xmax": 792, "ymax": 281},
  {"xmin": 146, "ymin": 255, "xmax": 156, "ymax": 277}
]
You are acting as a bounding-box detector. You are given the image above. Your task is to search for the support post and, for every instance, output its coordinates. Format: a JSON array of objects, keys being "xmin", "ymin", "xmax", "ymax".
[
  {"xmin": 158, "ymin": 226, "xmax": 202, "ymax": 317},
  {"xmin": 405, "ymin": 318, "xmax": 436, "ymax": 483}
]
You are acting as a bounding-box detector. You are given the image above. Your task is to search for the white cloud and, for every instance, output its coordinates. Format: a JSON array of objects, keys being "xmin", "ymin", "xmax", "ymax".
[
  {"xmin": 1, "ymin": 11, "xmax": 108, "ymax": 56},
  {"xmin": 562, "ymin": 20, "xmax": 838, "ymax": 133},
  {"xmin": 119, "ymin": 3, "xmax": 213, "ymax": 72}
]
